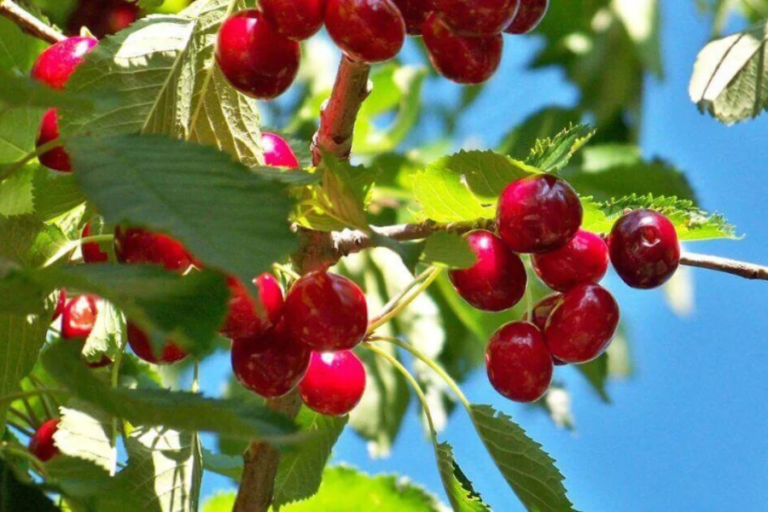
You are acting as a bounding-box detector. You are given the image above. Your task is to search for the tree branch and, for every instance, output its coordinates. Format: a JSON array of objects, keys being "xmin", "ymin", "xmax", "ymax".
[
  {"xmin": 680, "ymin": 252, "xmax": 768, "ymax": 281},
  {"xmin": 0, "ymin": 0, "xmax": 65, "ymax": 45}
]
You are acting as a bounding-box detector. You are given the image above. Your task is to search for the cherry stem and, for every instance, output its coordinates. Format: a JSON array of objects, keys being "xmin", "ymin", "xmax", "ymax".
[
  {"xmin": 109, "ymin": 331, "xmax": 129, "ymax": 476},
  {"xmin": 7, "ymin": 420, "xmax": 35, "ymax": 438},
  {"xmin": 28, "ymin": 375, "xmax": 62, "ymax": 411},
  {"xmin": 0, "ymin": 442, "xmax": 48, "ymax": 477},
  {"xmin": 0, "ymin": 138, "xmax": 65, "ymax": 182},
  {"xmin": 0, "ymin": 388, "xmax": 69, "ymax": 409},
  {"xmin": 367, "ymin": 267, "xmax": 443, "ymax": 334},
  {"xmin": 0, "ymin": 0, "xmax": 65, "ymax": 45},
  {"xmin": 7, "ymin": 407, "xmax": 35, "ymax": 430}
]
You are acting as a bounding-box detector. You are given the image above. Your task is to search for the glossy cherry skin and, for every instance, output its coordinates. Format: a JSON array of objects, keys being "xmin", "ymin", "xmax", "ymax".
[
  {"xmin": 262, "ymin": 133, "xmax": 300, "ymax": 168},
  {"xmin": 524, "ymin": 294, "xmax": 566, "ymax": 366},
  {"xmin": 221, "ymin": 273, "xmax": 284, "ymax": 341},
  {"xmin": 37, "ymin": 108, "xmax": 72, "ymax": 172},
  {"xmin": 392, "ymin": 0, "xmax": 433, "ymax": 35},
  {"xmin": 283, "ymin": 272, "xmax": 368, "ymax": 351},
  {"xmin": 299, "ymin": 350, "xmax": 366, "ymax": 416},
  {"xmin": 435, "ymin": 0, "xmax": 519, "ymax": 36},
  {"xmin": 29, "ymin": 419, "xmax": 61, "ymax": 462},
  {"xmin": 608, "ymin": 209, "xmax": 681, "ymax": 289},
  {"xmin": 448, "ymin": 230, "xmax": 527, "ymax": 311},
  {"xmin": 215, "ymin": 10, "xmax": 301, "ymax": 100},
  {"xmin": 544, "ymin": 283, "xmax": 619, "ymax": 364},
  {"xmin": 127, "ymin": 322, "xmax": 188, "ymax": 365},
  {"xmin": 497, "ymin": 174, "xmax": 583, "ymax": 254},
  {"xmin": 504, "ymin": 0, "xmax": 548, "ymax": 34},
  {"xmin": 486, "ymin": 321, "xmax": 553, "ymax": 403},
  {"xmin": 261, "ymin": 0, "xmax": 326, "ymax": 40},
  {"xmin": 81, "ymin": 223, "xmax": 109, "ymax": 264},
  {"xmin": 52, "ymin": 289, "xmax": 67, "ymax": 321},
  {"xmin": 422, "ymin": 13, "xmax": 503, "ymax": 85},
  {"xmin": 325, "ymin": 0, "xmax": 406, "ymax": 63},
  {"xmin": 61, "ymin": 295, "xmax": 98, "ymax": 340},
  {"xmin": 31, "ymin": 36, "xmax": 98, "ymax": 90},
  {"xmin": 532, "ymin": 229, "xmax": 609, "ymax": 292},
  {"xmin": 231, "ymin": 321, "xmax": 311, "ymax": 398},
  {"xmin": 114, "ymin": 227, "xmax": 195, "ymax": 273}
]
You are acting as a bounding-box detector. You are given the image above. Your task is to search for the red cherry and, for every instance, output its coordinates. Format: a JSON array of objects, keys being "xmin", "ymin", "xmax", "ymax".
[
  {"xmin": 61, "ymin": 295, "xmax": 98, "ymax": 340},
  {"xmin": 67, "ymin": 0, "xmax": 139, "ymax": 38},
  {"xmin": 504, "ymin": 0, "xmax": 548, "ymax": 34},
  {"xmin": 448, "ymin": 230, "xmax": 526, "ymax": 311},
  {"xmin": 496, "ymin": 174, "xmax": 583, "ymax": 254},
  {"xmin": 524, "ymin": 294, "xmax": 567, "ymax": 366},
  {"xmin": 262, "ymin": 133, "xmax": 300, "ymax": 168},
  {"xmin": 31, "ymin": 36, "xmax": 98, "ymax": 90},
  {"xmin": 544, "ymin": 283, "xmax": 619, "ymax": 364},
  {"xmin": 260, "ymin": 0, "xmax": 326, "ymax": 40},
  {"xmin": 81, "ymin": 223, "xmax": 109, "ymax": 264},
  {"xmin": 215, "ymin": 9, "xmax": 301, "ymax": 100},
  {"xmin": 392, "ymin": 0, "xmax": 434, "ymax": 35},
  {"xmin": 231, "ymin": 321, "xmax": 311, "ymax": 398},
  {"xmin": 283, "ymin": 271, "xmax": 368, "ymax": 351},
  {"xmin": 37, "ymin": 109, "xmax": 72, "ymax": 172},
  {"xmin": 422, "ymin": 13, "xmax": 503, "ymax": 85},
  {"xmin": 107, "ymin": 3, "xmax": 139, "ymax": 34},
  {"xmin": 222, "ymin": 273, "xmax": 284, "ymax": 341},
  {"xmin": 325, "ymin": 0, "xmax": 406, "ymax": 63},
  {"xmin": 531, "ymin": 229, "xmax": 609, "ymax": 292},
  {"xmin": 608, "ymin": 209, "xmax": 680, "ymax": 289},
  {"xmin": 299, "ymin": 350, "xmax": 366, "ymax": 416},
  {"xmin": 114, "ymin": 227, "xmax": 195, "ymax": 273},
  {"xmin": 486, "ymin": 321, "xmax": 553, "ymax": 402},
  {"xmin": 29, "ymin": 419, "xmax": 61, "ymax": 462},
  {"xmin": 434, "ymin": 0, "xmax": 519, "ymax": 36},
  {"xmin": 52, "ymin": 289, "xmax": 67, "ymax": 321},
  {"xmin": 127, "ymin": 322, "xmax": 188, "ymax": 365}
]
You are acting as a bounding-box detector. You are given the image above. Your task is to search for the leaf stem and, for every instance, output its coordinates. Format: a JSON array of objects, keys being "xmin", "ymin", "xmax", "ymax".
[
  {"xmin": 0, "ymin": 388, "xmax": 69, "ymax": 409},
  {"xmin": 0, "ymin": 0, "xmax": 65, "ymax": 45},
  {"xmin": 272, "ymin": 263, "xmax": 300, "ymax": 281},
  {"xmin": 19, "ymin": 396, "xmax": 41, "ymax": 429},
  {"xmin": 7, "ymin": 407, "xmax": 34, "ymax": 428},
  {"xmin": 367, "ymin": 267, "xmax": 442, "ymax": 334},
  {"xmin": 0, "ymin": 442, "xmax": 49, "ymax": 477},
  {"xmin": 0, "ymin": 138, "xmax": 64, "ymax": 182},
  {"xmin": 7, "ymin": 420, "xmax": 35, "ymax": 438},
  {"xmin": 109, "ymin": 332, "xmax": 128, "ymax": 476}
]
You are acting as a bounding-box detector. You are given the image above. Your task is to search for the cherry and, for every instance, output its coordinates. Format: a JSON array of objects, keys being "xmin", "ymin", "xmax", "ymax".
[
  {"xmin": 283, "ymin": 271, "xmax": 368, "ymax": 351},
  {"xmin": 260, "ymin": 0, "xmax": 326, "ymax": 40},
  {"xmin": 28, "ymin": 419, "xmax": 61, "ymax": 462},
  {"xmin": 325, "ymin": 0, "xmax": 406, "ymax": 63},
  {"xmin": 422, "ymin": 13, "xmax": 503, "ymax": 85},
  {"xmin": 544, "ymin": 283, "xmax": 619, "ymax": 364},
  {"xmin": 81, "ymin": 223, "xmax": 109, "ymax": 264},
  {"xmin": 61, "ymin": 295, "xmax": 98, "ymax": 340},
  {"xmin": 485, "ymin": 321, "xmax": 553, "ymax": 403},
  {"xmin": 37, "ymin": 109, "xmax": 71, "ymax": 172},
  {"xmin": 52, "ymin": 289, "xmax": 67, "ymax": 321},
  {"xmin": 496, "ymin": 174, "xmax": 583, "ymax": 254},
  {"xmin": 31, "ymin": 36, "xmax": 98, "ymax": 91},
  {"xmin": 448, "ymin": 230, "xmax": 527, "ymax": 311},
  {"xmin": 608, "ymin": 209, "xmax": 681, "ymax": 289},
  {"xmin": 524, "ymin": 294, "xmax": 567, "ymax": 366},
  {"xmin": 221, "ymin": 273, "xmax": 284, "ymax": 341},
  {"xmin": 67, "ymin": 0, "xmax": 139, "ymax": 38},
  {"xmin": 231, "ymin": 321, "xmax": 311, "ymax": 398},
  {"xmin": 114, "ymin": 227, "xmax": 195, "ymax": 273},
  {"xmin": 392, "ymin": 0, "xmax": 433, "ymax": 35},
  {"xmin": 504, "ymin": 0, "xmax": 548, "ymax": 34},
  {"xmin": 434, "ymin": 0, "xmax": 519, "ymax": 36},
  {"xmin": 106, "ymin": 3, "xmax": 139, "ymax": 34},
  {"xmin": 531, "ymin": 229, "xmax": 609, "ymax": 292},
  {"xmin": 299, "ymin": 350, "xmax": 366, "ymax": 416},
  {"xmin": 127, "ymin": 322, "xmax": 188, "ymax": 365},
  {"xmin": 262, "ymin": 132, "xmax": 300, "ymax": 168},
  {"xmin": 215, "ymin": 9, "xmax": 301, "ymax": 100}
]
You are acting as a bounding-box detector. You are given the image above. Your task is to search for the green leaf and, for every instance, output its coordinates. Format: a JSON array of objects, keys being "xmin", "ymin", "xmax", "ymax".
[
  {"xmin": 54, "ymin": 402, "xmax": 115, "ymax": 473},
  {"xmin": 202, "ymin": 448, "xmax": 242, "ymax": 481},
  {"xmin": 0, "ymin": 163, "xmax": 36, "ymax": 217},
  {"xmin": 0, "ymin": 108, "xmax": 43, "ymax": 165},
  {"xmin": 0, "ymin": 215, "xmax": 68, "ymax": 268},
  {"xmin": 689, "ymin": 19, "xmax": 768, "ymax": 124},
  {"xmin": 82, "ymin": 300, "xmax": 124, "ymax": 363},
  {"xmin": 0, "ymin": 314, "xmax": 49, "ymax": 405},
  {"xmin": 527, "ymin": 124, "xmax": 595, "ymax": 172},
  {"xmin": 68, "ymin": 134, "xmax": 295, "ymax": 286},
  {"xmin": 0, "ymin": 458, "xmax": 58, "ymax": 512},
  {"xmin": 31, "ymin": 170, "xmax": 86, "ymax": 222},
  {"xmin": 470, "ymin": 404, "xmax": 574, "ymax": 512},
  {"xmin": 0, "ymin": 72, "xmax": 99, "ymax": 113},
  {"xmin": 0, "ymin": 17, "xmax": 47, "ymax": 74},
  {"xmin": 45, "ymin": 456, "xmax": 112, "ymax": 500},
  {"xmin": 273, "ymin": 408, "xmax": 348, "ymax": 508},
  {"xmin": 435, "ymin": 443, "xmax": 490, "ymax": 512},
  {"xmin": 42, "ymin": 343, "xmax": 299, "ymax": 442},
  {"xmin": 252, "ymin": 167, "xmax": 319, "ymax": 186},
  {"xmin": 421, "ymin": 233, "xmax": 476, "ymax": 270},
  {"xmin": 574, "ymin": 354, "xmax": 611, "ymax": 403},
  {"xmin": 499, "ymin": 108, "xmax": 582, "ymax": 161}
]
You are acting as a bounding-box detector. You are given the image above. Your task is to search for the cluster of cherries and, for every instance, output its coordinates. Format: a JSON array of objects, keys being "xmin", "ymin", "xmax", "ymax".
[
  {"xmin": 448, "ymin": 174, "xmax": 681, "ymax": 403},
  {"xmin": 215, "ymin": 0, "xmax": 550, "ymax": 101}
]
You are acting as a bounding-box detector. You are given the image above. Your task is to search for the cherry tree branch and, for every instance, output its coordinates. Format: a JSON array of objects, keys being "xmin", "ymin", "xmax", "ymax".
[
  {"xmin": 0, "ymin": 0, "xmax": 65, "ymax": 44},
  {"xmin": 680, "ymin": 252, "xmax": 768, "ymax": 281}
]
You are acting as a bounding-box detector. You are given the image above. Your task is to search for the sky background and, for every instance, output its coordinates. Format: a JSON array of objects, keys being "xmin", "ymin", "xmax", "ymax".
[{"xmin": 198, "ymin": 2, "xmax": 768, "ymax": 510}]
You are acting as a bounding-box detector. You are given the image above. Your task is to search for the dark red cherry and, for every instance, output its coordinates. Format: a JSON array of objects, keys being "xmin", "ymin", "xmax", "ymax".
[
  {"xmin": 31, "ymin": 36, "xmax": 98, "ymax": 90},
  {"xmin": 283, "ymin": 271, "xmax": 368, "ymax": 351},
  {"xmin": 37, "ymin": 109, "xmax": 71, "ymax": 172},
  {"xmin": 504, "ymin": 0, "xmax": 548, "ymax": 34},
  {"xmin": 299, "ymin": 350, "xmax": 366, "ymax": 416},
  {"xmin": 106, "ymin": 3, "xmax": 139, "ymax": 34},
  {"xmin": 422, "ymin": 13, "xmax": 503, "ymax": 85},
  {"xmin": 448, "ymin": 230, "xmax": 526, "ymax": 311},
  {"xmin": 29, "ymin": 419, "xmax": 61, "ymax": 462},
  {"xmin": 524, "ymin": 294, "xmax": 567, "ymax": 366},
  {"xmin": 61, "ymin": 295, "xmax": 98, "ymax": 340},
  {"xmin": 52, "ymin": 289, "xmax": 67, "ymax": 321},
  {"xmin": 608, "ymin": 209, "xmax": 680, "ymax": 289},
  {"xmin": 260, "ymin": 0, "xmax": 326, "ymax": 40},
  {"xmin": 434, "ymin": 0, "xmax": 519, "ymax": 36},
  {"xmin": 221, "ymin": 273, "xmax": 284, "ymax": 341},
  {"xmin": 67, "ymin": 0, "xmax": 139, "ymax": 38},
  {"xmin": 114, "ymin": 227, "xmax": 195, "ymax": 273},
  {"xmin": 81, "ymin": 223, "xmax": 109, "ymax": 264},
  {"xmin": 231, "ymin": 321, "xmax": 311, "ymax": 398},
  {"xmin": 532, "ymin": 229, "xmax": 609, "ymax": 292},
  {"xmin": 497, "ymin": 174, "xmax": 583, "ymax": 254},
  {"xmin": 215, "ymin": 9, "xmax": 301, "ymax": 100},
  {"xmin": 325, "ymin": 0, "xmax": 406, "ymax": 63},
  {"xmin": 262, "ymin": 132, "xmax": 300, "ymax": 168},
  {"xmin": 486, "ymin": 321, "xmax": 553, "ymax": 402},
  {"xmin": 127, "ymin": 322, "xmax": 188, "ymax": 365},
  {"xmin": 544, "ymin": 284, "xmax": 619, "ymax": 364},
  {"xmin": 392, "ymin": 0, "xmax": 433, "ymax": 35}
]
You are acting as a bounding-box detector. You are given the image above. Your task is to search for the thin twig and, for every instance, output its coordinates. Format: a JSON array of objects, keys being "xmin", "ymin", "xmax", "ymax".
[
  {"xmin": 680, "ymin": 252, "xmax": 768, "ymax": 281},
  {"xmin": 0, "ymin": 0, "xmax": 65, "ymax": 44}
]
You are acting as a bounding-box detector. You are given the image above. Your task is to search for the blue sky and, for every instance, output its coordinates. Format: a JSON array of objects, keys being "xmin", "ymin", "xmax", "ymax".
[{"xmin": 199, "ymin": 2, "xmax": 768, "ymax": 510}]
